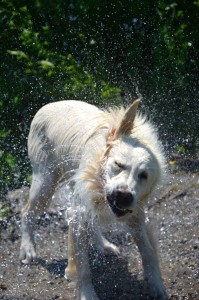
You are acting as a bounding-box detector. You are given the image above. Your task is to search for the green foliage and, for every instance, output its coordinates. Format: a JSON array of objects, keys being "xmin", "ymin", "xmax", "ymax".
[
  {"xmin": 0, "ymin": 0, "xmax": 198, "ymax": 196},
  {"xmin": 0, "ymin": 206, "xmax": 10, "ymax": 220},
  {"xmin": 176, "ymin": 146, "xmax": 186, "ymax": 154}
]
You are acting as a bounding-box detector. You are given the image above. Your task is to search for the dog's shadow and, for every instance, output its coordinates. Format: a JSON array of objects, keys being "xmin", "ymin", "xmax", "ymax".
[
  {"xmin": 90, "ymin": 248, "xmax": 149, "ymax": 300},
  {"xmin": 36, "ymin": 249, "xmax": 149, "ymax": 300},
  {"xmin": 35, "ymin": 257, "xmax": 67, "ymax": 277}
]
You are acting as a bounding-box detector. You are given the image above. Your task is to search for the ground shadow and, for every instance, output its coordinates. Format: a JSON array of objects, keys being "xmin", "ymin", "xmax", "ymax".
[
  {"xmin": 35, "ymin": 258, "xmax": 67, "ymax": 277},
  {"xmin": 90, "ymin": 248, "xmax": 150, "ymax": 300},
  {"xmin": 34, "ymin": 247, "xmax": 151, "ymax": 300}
]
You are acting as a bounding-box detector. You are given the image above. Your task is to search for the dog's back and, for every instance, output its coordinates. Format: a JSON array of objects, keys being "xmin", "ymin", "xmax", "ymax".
[{"xmin": 28, "ymin": 101, "xmax": 103, "ymax": 166}]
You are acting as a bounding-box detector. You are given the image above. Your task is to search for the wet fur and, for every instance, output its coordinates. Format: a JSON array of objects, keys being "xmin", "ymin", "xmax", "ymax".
[{"xmin": 20, "ymin": 100, "xmax": 168, "ymax": 299}]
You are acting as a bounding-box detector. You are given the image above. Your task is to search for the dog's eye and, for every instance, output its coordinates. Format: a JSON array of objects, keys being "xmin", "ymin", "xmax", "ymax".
[
  {"xmin": 114, "ymin": 160, "xmax": 125, "ymax": 169},
  {"xmin": 138, "ymin": 171, "xmax": 148, "ymax": 180}
]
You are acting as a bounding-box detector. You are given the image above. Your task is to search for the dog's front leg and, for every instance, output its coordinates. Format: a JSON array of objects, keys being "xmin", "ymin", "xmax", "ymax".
[
  {"xmin": 20, "ymin": 208, "xmax": 37, "ymax": 264},
  {"xmin": 69, "ymin": 218, "xmax": 99, "ymax": 300},
  {"xmin": 92, "ymin": 218, "xmax": 120, "ymax": 256},
  {"xmin": 128, "ymin": 217, "xmax": 168, "ymax": 300}
]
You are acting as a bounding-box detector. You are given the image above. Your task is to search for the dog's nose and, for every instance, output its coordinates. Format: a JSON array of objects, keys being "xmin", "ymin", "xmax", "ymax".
[{"xmin": 115, "ymin": 190, "xmax": 134, "ymax": 209}]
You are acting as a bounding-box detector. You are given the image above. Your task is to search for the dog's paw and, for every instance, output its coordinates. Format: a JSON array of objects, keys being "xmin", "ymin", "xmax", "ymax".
[
  {"xmin": 148, "ymin": 280, "xmax": 168, "ymax": 300},
  {"xmin": 64, "ymin": 266, "xmax": 77, "ymax": 282},
  {"xmin": 149, "ymin": 288, "xmax": 168, "ymax": 300},
  {"xmin": 79, "ymin": 282, "xmax": 99, "ymax": 300},
  {"xmin": 20, "ymin": 242, "xmax": 36, "ymax": 264},
  {"xmin": 103, "ymin": 242, "xmax": 121, "ymax": 256},
  {"xmin": 97, "ymin": 237, "xmax": 121, "ymax": 256},
  {"xmin": 64, "ymin": 271, "xmax": 77, "ymax": 282}
]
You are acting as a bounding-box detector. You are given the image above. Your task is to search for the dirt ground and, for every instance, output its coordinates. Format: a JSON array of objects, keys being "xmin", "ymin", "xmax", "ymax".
[{"xmin": 0, "ymin": 168, "xmax": 199, "ymax": 300}]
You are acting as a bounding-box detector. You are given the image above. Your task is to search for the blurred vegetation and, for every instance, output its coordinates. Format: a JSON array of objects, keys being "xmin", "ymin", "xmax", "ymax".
[{"xmin": 0, "ymin": 0, "xmax": 198, "ymax": 197}]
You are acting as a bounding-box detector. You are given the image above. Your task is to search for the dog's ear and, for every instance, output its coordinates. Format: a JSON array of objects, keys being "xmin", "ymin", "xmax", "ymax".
[
  {"xmin": 117, "ymin": 99, "xmax": 140, "ymax": 136},
  {"xmin": 102, "ymin": 99, "xmax": 140, "ymax": 160}
]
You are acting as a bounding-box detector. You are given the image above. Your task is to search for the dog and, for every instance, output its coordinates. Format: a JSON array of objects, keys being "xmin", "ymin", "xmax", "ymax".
[{"xmin": 20, "ymin": 99, "xmax": 168, "ymax": 299}]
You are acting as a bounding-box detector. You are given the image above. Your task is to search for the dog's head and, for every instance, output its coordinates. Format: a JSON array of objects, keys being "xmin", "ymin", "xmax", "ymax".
[
  {"xmin": 101, "ymin": 100, "xmax": 164, "ymax": 218},
  {"xmin": 103, "ymin": 139, "xmax": 161, "ymax": 217}
]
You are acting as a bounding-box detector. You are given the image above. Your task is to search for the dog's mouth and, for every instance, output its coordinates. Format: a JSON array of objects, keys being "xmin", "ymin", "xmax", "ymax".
[{"xmin": 106, "ymin": 194, "xmax": 133, "ymax": 217}]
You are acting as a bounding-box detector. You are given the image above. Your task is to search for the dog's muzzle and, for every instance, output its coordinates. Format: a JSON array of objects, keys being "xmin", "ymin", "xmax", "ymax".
[{"xmin": 107, "ymin": 189, "xmax": 134, "ymax": 217}]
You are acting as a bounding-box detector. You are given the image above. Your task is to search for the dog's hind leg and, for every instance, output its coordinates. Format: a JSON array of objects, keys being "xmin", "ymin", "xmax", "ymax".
[
  {"xmin": 20, "ymin": 164, "xmax": 59, "ymax": 264},
  {"xmin": 65, "ymin": 225, "xmax": 77, "ymax": 280}
]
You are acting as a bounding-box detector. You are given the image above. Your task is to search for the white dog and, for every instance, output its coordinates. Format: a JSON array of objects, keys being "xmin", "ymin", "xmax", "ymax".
[{"xmin": 20, "ymin": 100, "xmax": 168, "ymax": 299}]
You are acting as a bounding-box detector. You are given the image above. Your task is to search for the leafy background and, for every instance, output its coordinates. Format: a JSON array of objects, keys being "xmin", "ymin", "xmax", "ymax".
[{"xmin": 0, "ymin": 0, "xmax": 198, "ymax": 199}]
